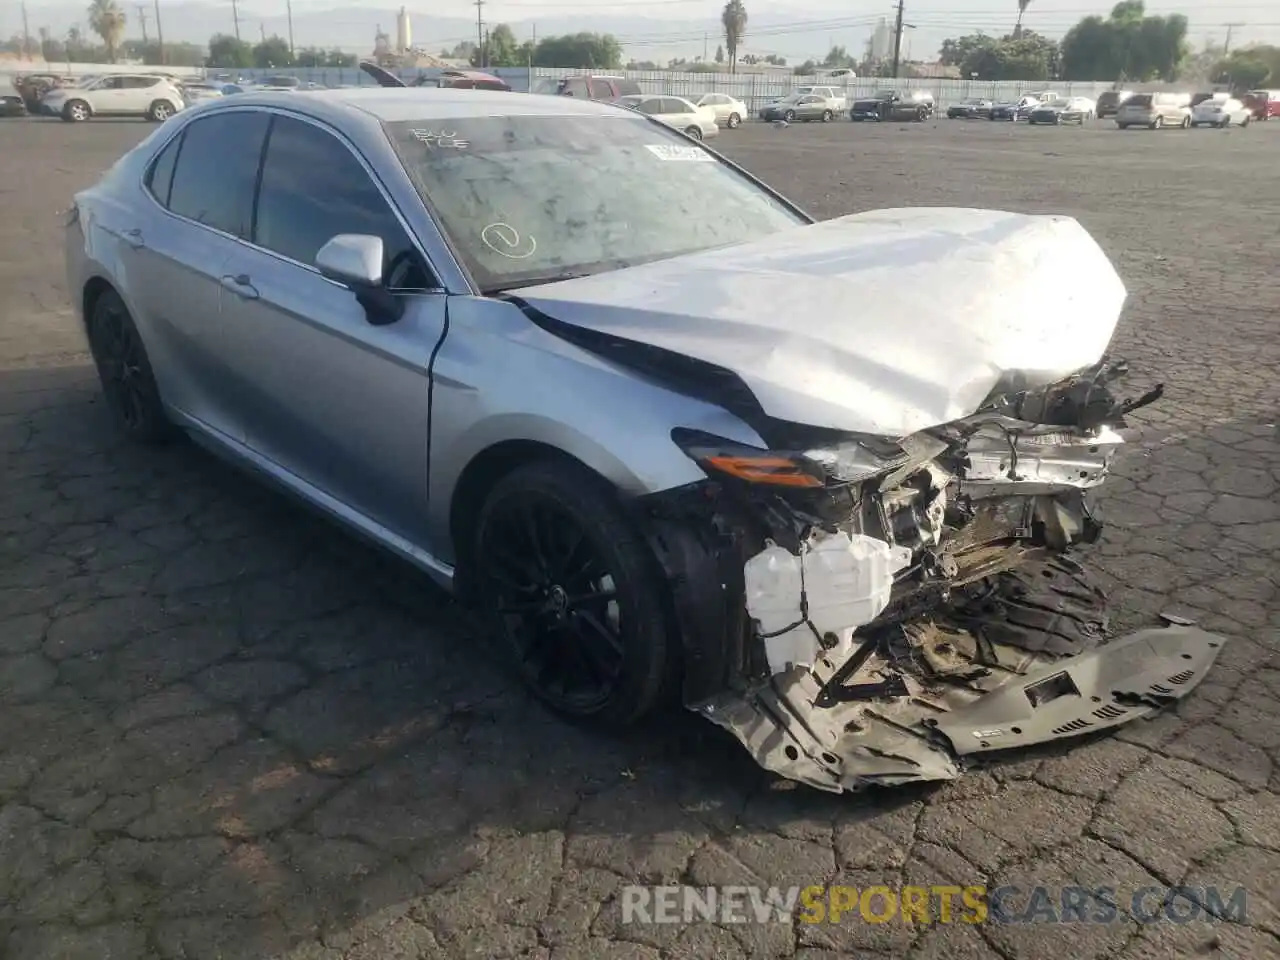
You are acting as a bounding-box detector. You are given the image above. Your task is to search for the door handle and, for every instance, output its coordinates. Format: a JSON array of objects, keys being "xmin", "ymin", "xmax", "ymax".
[
  {"xmin": 122, "ymin": 227, "xmax": 145, "ymax": 250},
  {"xmin": 219, "ymin": 274, "xmax": 259, "ymax": 300}
]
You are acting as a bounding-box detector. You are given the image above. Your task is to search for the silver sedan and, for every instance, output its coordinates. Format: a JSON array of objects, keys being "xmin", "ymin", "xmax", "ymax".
[{"xmin": 66, "ymin": 89, "xmax": 1223, "ymax": 794}]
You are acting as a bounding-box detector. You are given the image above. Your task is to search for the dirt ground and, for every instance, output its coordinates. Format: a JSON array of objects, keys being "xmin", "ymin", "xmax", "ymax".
[{"xmin": 1, "ymin": 113, "xmax": 1278, "ymax": 960}]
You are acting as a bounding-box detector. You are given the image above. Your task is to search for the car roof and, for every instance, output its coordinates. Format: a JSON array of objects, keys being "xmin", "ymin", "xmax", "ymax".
[{"xmin": 188, "ymin": 87, "xmax": 636, "ymax": 123}]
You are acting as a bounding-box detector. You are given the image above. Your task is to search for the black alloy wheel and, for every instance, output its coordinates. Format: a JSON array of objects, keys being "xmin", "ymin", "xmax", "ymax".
[
  {"xmin": 473, "ymin": 460, "xmax": 675, "ymax": 727},
  {"xmin": 87, "ymin": 290, "xmax": 171, "ymax": 443}
]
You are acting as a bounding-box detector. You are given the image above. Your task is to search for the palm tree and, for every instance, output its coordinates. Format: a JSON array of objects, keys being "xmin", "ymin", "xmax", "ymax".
[
  {"xmin": 722, "ymin": 0, "xmax": 747, "ymax": 75},
  {"xmin": 1013, "ymin": 0, "xmax": 1031, "ymax": 38},
  {"xmin": 87, "ymin": 0, "xmax": 126, "ymax": 63}
]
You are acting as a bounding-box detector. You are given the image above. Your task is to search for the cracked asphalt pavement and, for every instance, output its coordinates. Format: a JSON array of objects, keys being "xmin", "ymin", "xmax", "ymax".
[{"xmin": 1, "ymin": 115, "xmax": 1278, "ymax": 960}]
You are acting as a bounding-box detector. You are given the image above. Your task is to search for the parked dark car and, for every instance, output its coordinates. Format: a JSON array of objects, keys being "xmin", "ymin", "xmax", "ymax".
[
  {"xmin": 849, "ymin": 89, "xmax": 934, "ymax": 121},
  {"xmin": 1095, "ymin": 89, "xmax": 1133, "ymax": 118},
  {"xmin": 13, "ymin": 73, "xmax": 69, "ymax": 113},
  {"xmin": 1, "ymin": 93, "xmax": 27, "ymax": 117},
  {"xmin": 946, "ymin": 97, "xmax": 993, "ymax": 119},
  {"xmin": 1028, "ymin": 97, "xmax": 1093, "ymax": 124},
  {"xmin": 989, "ymin": 96, "xmax": 1040, "ymax": 121}
]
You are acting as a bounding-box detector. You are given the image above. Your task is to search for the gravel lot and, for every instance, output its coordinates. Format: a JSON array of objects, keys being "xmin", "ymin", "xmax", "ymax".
[{"xmin": 1, "ymin": 114, "xmax": 1278, "ymax": 960}]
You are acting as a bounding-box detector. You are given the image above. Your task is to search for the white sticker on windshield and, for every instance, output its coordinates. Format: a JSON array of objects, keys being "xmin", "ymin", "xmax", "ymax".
[
  {"xmin": 644, "ymin": 144, "xmax": 714, "ymax": 162},
  {"xmin": 409, "ymin": 128, "xmax": 469, "ymax": 148}
]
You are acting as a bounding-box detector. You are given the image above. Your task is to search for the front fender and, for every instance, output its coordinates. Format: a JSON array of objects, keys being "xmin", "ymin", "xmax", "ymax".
[{"xmin": 425, "ymin": 295, "xmax": 767, "ymax": 562}]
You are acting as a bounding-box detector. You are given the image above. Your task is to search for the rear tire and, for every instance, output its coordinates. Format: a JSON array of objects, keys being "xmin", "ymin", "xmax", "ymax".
[
  {"xmin": 472, "ymin": 460, "xmax": 677, "ymax": 728},
  {"xmin": 821, "ymin": 109, "xmax": 832, "ymax": 122},
  {"xmin": 726, "ymin": 112, "xmax": 741, "ymax": 128},
  {"xmin": 684, "ymin": 125, "xmax": 702, "ymax": 140},
  {"xmin": 62, "ymin": 99, "xmax": 90, "ymax": 122},
  {"xmin": 86, "ymin": 289, "xmax": 172, "ymax": 444}
]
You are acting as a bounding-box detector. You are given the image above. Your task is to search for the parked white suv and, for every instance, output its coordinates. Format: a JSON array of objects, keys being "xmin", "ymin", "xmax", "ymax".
[{"xmin": 43, "ymin": 73, "xmax": 186, "ymax": 123}]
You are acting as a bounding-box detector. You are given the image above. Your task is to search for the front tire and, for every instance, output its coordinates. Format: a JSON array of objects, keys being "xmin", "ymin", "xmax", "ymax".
[
  {"xmin": 784, "ymin": 109, "xmax": 796, "ymax": 122},
  {"xmin": 473, "ymin": 460, "xmax": 676, "ymax": 727},
  {"xmin": 821, "ymin": 109, "xmax": 832, "ymax": 122},
  {"xmin": 86, "ymin": 289, "xmax": 171, "ymax": 444},
  {"xmin": 684, "ymin": 125, "xmax": 702, "ymax": 140},
  {"xmin": 147, "ymin": 99, "xmax": 175, "ymax": 122},
  {"xmin": 726, "ymin": 112, "xmax": 741, "ymax": 128}
]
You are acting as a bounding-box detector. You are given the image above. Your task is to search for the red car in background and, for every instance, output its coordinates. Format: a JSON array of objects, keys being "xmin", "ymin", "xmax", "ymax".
[{"xmin": 1243, "ymin": 90, "xmax": 1280, "ymax": 120}]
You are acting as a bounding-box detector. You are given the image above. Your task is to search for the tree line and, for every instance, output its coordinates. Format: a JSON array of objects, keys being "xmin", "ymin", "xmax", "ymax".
[
  {"xmin": 939, "ymin": 0, "xmax": 1278, "ymax": 88},
  {"xmin": 5, "ymin": 0, "xmax": 1277, "ymax": 85}
]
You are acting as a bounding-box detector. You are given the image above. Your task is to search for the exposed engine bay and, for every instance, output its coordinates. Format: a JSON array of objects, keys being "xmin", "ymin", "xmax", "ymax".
[{"xmin": 636, "ymin": 358, "xmax": 1226, "ymax": 792}]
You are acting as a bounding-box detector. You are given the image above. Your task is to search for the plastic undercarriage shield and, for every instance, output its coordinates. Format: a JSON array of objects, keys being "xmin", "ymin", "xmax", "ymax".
[{"xmin": 692, "ymin": 624, "xmax": 1226, "ymax": 794}]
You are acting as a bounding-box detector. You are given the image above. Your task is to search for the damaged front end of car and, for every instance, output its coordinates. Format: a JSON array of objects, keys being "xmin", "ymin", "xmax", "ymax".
[{"xmin": 636, "ymin": 358, "xmax": 1225, "ymax": 793}]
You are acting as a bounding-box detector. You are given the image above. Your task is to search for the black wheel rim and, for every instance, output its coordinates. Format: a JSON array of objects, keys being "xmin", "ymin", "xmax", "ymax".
[
  {"xmin": 480, "ymin": 493, "xmax": 625, "ymax": 711},
  {"xmin": 92, "ymin": 304, "xmax": 149, "ymax": 430}
]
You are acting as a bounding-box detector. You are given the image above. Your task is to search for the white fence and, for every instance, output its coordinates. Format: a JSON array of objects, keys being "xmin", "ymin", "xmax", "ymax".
[{"xmin": 4, "ymin": 60, "xmax": 1118, "ymax": 115}]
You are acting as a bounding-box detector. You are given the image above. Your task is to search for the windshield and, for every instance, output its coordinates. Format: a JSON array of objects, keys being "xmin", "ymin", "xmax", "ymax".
[
  {"xmin": 384, "ymin": 116, "xmax": 806, "ymax": 292},
  {"xmin": 1125, "ymin": 95, "xmax": 1153, "ymax": 107},
  {"xmin": 962, "ymin": 98, "xmax": 985, "ymax": 104}
]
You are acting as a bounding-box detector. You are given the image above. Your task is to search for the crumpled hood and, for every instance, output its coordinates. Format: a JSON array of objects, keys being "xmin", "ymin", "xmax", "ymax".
[{"xmin": 511, "ymin": 207, "xmax": 1127, "ymax": 438}]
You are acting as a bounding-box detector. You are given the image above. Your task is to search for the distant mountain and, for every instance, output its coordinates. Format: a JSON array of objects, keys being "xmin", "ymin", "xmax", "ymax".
[{"xmin": 16, "ymin": 2, "xmax": 895, "ymax": 65}]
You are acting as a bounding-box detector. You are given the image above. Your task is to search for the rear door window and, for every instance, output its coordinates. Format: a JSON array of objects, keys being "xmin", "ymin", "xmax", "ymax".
[
  {"xmin": 166, "ymin": 110, "xmax": 270, "ymax": 237},
  {"xmin": 560, "ymin": 77, "xmax": 588, "ymax": 97}
]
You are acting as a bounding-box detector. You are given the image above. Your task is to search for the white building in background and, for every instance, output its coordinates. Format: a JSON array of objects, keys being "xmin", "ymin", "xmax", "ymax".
[
  {"xmin": 396, "ymin": 6, "xmax": 412, "ymax": 55},
  {"xmin": 869, "ymin": 18, "xmax": 892, "ymax": 60}
]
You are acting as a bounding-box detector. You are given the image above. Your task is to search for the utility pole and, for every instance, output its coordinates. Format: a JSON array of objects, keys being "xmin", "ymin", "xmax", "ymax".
[
  {"xmin": 260, "ymin": 21, "xmax": 266, "ymax": 43},
  {"xmin": 231, "ymin": 0, "xmax": 241, "ymax": 41},
  {"xmin": 20, "ymin": 1, "xmax": 32, "ymax": 60},
  {"xmin": 529, "ymin": 23, "xmax": 535, "ymax": 68},
  {"xmin": 474, "ymin": 0, "xmax": 484, "ymax": 66},
  {"xmin": 484, "ymin": 27, "xmax": 490, "ymax": 68},
  {"xmin": 1223, "ymin": 23, "xmax": 1243, "ymax": 55},
  {"xmin": 136, "ymin": 4, "xmax": 149, "ymax": 44},
  {"xmin": 890, "ymin": 0, "xmax": 904, "ymax": 79},
  {"xmin": 154, "ymin": 0, "xmax": 164, "ymax": 63},
  {"xmin": 286, "ymin": 0, "xmax": 295, "ymax": 55},
  {"xmin": 703, "ymin": 32, "xmax": 707, "ymax": 62}
]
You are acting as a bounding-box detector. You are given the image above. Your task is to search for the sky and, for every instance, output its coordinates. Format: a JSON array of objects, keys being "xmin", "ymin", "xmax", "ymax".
[{"xmin": 5, "ymin": 0, "xmax": 1278, "ymax": 64}]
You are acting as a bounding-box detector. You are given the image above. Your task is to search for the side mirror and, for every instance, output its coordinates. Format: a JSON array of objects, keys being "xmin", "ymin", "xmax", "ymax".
[{"xmin": 316, "ymin": 234, "xmax": 404, "ymax": 326}]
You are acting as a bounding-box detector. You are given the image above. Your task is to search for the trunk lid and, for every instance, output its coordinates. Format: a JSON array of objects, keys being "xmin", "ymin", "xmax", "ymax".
[{"xmin": 510, "ymin": 207, "xmax": 1127, "ymax": 438}]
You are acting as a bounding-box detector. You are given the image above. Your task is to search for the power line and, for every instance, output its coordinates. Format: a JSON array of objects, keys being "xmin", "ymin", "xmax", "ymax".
[
  {"xmin": 1223, "ymin": 22, "xmax": 1244, "ymax": 53},
  {"xmin": 154, "ymin": 0, "xmax": 164, "ymax": 62},
  {"xmin": 891, "ymin": 0, "xmax": 905, "ymax": 78}
]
